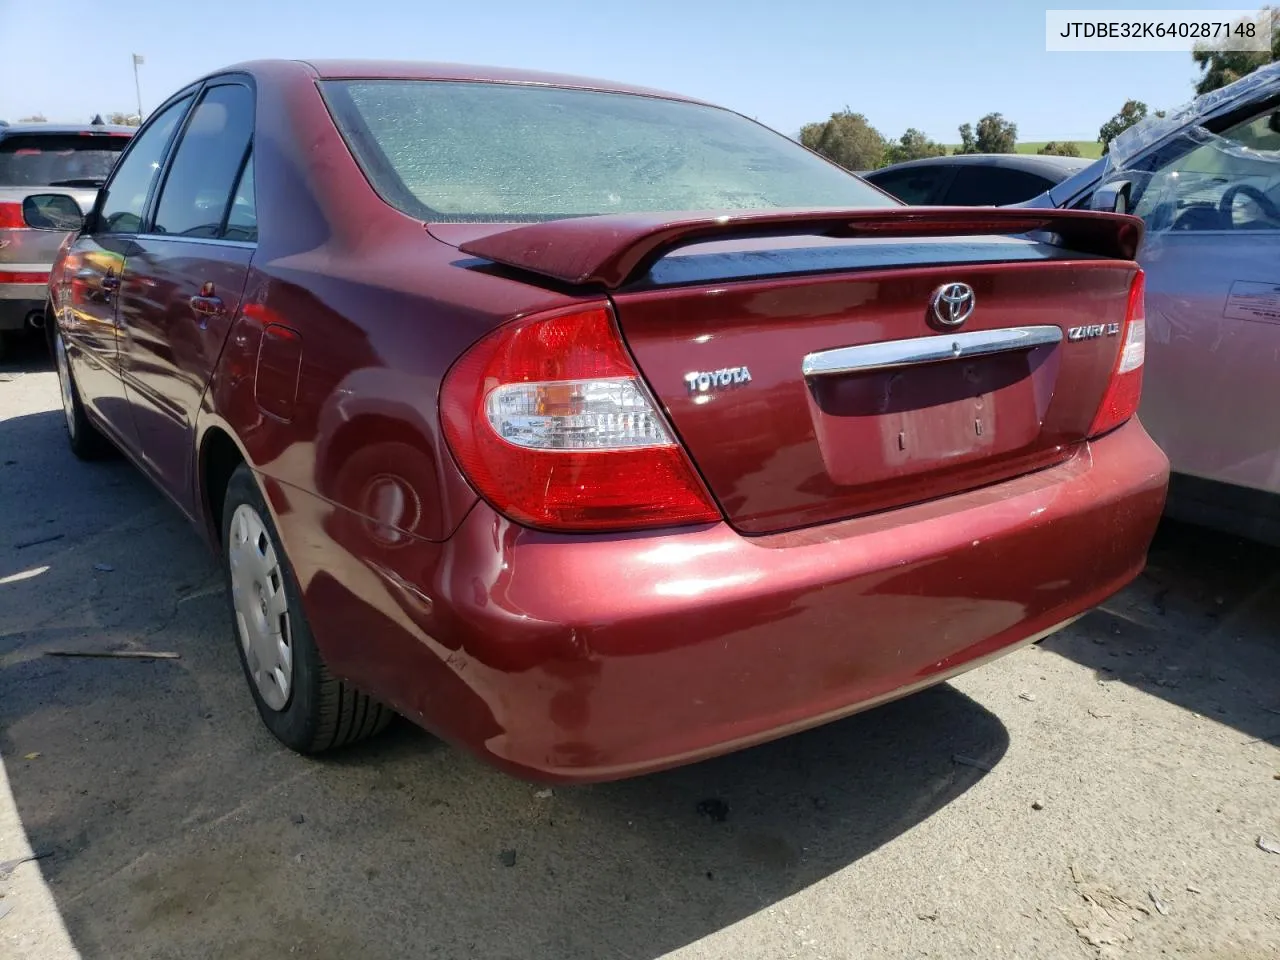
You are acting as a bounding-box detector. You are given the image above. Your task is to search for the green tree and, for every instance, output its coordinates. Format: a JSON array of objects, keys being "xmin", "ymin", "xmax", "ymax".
[
  {"xmin": 974, "ymin": 112, "xmax": 1018, "ymax": 153},
  {"xmin": 1192, "ymin": 7, "xmax": 1278, "ymax": 94},
  {"xmin": 1098, "ymin": 100, "xmax": 1151, "ymax": 154},
  {"xmin": 1038, "ymin": 141, "xmax": 1082, "ymax": 157},
  {"xmin": 885, "ymin": 127, "xmax": 947, "ymax": 164},
  {"xmin": 105, "ymin": 112, "xmax": 141, "ymax": 126},
  {"xmin": 18, "ymin": 114, "xmax": 46, "ymax": 123},
  {"xmin": 798, "ymin": 109, "xmax": 887, "ymax": 171},
  {"xmin": 956, "ymin": 114, "xmax": 1017, "ymax": 154}
]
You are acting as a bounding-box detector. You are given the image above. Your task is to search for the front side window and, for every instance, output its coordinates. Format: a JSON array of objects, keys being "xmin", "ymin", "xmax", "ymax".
[
  {"xmin": 153, "ymin": 84, "xmax": 255, "ymax": 239},
  {"xmin": 1129, "ymin": 107, "xmax": 1280, "ymax": 232},
  {"xmin": 98, "ymin": 95, "xmax": 193, "ymax": 235},
  {"xmin": 321, "ymin": 80, "xmax": 894, "ymax": 222}
]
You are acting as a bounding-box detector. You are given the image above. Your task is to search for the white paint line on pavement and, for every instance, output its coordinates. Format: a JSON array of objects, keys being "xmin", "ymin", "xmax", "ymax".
[{"xmin": 0, "ymin": 567, "xmax": 49, "ymax": 586}]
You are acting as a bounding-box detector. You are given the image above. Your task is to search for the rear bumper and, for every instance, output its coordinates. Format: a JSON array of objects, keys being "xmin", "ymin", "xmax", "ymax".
[
  {"xmin": 0, "ymin": 285, "xmax": 45, "ymax": 331},
  {"xmin": 363, "ymin": 419, "xmax": 1169, "ymax": 781}
]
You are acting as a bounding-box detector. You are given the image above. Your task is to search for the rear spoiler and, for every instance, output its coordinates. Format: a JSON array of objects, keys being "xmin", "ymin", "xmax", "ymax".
[{"xmin": 458, "ymin": 207, "xmax": 1143, "ymax": 289}]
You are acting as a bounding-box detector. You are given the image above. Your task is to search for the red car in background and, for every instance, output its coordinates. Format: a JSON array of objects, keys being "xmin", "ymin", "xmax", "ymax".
[{"xmin": 35, "ymin": 60, "xmax": 1168, "ymax": 781}]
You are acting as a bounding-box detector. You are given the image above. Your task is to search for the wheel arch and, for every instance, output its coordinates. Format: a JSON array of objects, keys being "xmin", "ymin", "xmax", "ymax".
[{"xmin": 196, "ymin": 420, "xmax": 252, "ymax": 549}]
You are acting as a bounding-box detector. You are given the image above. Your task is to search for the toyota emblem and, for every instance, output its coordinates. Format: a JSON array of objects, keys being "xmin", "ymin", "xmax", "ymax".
[{"xmin": 929, "ymin": 282, "xmax": 975, "ymax": 328}]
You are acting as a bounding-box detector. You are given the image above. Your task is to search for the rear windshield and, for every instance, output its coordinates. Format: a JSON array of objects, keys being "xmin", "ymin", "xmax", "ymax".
[
  {"xmin": 0, "ymin": 133, "xmax": 130, "ymax": 186},
  {"xmin": 321, "ymin": 80, "xmax": 894, "ymax": 222}
]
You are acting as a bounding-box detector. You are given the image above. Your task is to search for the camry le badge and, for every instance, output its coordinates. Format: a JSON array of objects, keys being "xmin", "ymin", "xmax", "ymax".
[
  {"xmin": 684, "ymin": 366, "xmax": 752, "ymax": 394},
  {"xmin": 1068, "ymin": 323, "xmax": 1121, "ymax": 341}
]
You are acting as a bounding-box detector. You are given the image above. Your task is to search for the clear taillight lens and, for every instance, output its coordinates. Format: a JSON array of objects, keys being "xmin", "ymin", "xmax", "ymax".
[
  {"xmin": 1089, "ymin": 270, "xmax": 1146, "ymax": 438},
  {"xmin": 441, "ymin": 304, "xmax": 720, "ymax": 532},
  {"xmin": 486, "ymin": 378, "xmax": 673, "ymax": 449}
]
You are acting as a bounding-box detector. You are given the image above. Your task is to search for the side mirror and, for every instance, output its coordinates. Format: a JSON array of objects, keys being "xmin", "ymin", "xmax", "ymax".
[
  {"xmin": 22, "ymin": 193, "xmax": 84, "ymax": 232},
  {"xmin": 1089, "ymin": 180, "xmax": 1131, "ymax": 215}
]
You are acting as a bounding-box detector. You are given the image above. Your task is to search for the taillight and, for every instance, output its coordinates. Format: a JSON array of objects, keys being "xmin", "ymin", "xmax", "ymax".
[
  {"xmin": 441, "ymin": 303, "xmax": 721, "ymax": 532},
  {"xmin": 0, "ymin": 202, "xmax": 25, "ymax": 229},
  {"xmin": 1089, "ymin": 270, "xmax": 1146, "ymax": 438}
]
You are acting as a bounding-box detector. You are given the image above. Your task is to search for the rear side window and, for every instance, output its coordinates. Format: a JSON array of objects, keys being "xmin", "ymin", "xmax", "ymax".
[
  {"xmin": 153, "ymin": 84, "xmax": 255, "ymax": 239},
  {"xmin": 223, "ymin": 151, "xmax": 257, "ymax": 242},
  {"xmin": 0, "ymin": 133, "xmax": 129, "ymax": 187},
  {"xmin": 99, "ymin": 95, "xmax": 193, "ymax": 235},
  {"xmin": 866, "ymin": 166, "xmax": 952, "ymax": 204},
  {"xmin": 321, "ymin": 80, "xmax": 895, "ymax": 222},
  {"xmin": 942, "ymin": 167, "xmax": 1053, "ymax": 206}
]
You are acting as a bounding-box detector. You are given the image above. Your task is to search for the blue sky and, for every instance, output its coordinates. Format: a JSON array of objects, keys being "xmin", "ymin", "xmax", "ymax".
[{"xmin": 0, "ymin": 0, "xmax": 1252, "ymax": 142}]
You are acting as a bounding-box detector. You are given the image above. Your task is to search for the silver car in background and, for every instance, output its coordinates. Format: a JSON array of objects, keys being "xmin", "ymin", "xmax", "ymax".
[
  {"xmin": 1023, "ymin": 63, "xmax": 1280, "ymax": 545},
  {"xmin": 0, "ymin": 123, "xmax": 132, "ymax": 355}
]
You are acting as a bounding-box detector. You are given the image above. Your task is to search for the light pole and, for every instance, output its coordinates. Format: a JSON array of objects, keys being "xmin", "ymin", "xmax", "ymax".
[{"xmin": 132, "ymin": 53, "xmax": 144, "ymax": 122}]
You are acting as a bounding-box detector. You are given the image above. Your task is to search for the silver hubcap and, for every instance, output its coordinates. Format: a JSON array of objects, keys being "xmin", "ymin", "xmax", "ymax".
[
  {"xmin": 228, "ymin": 504, "xmax": 293, "ymax": 711},
  {"xmin": 54, "ymin": 332, "xmax": 76, "ymax": 438}
]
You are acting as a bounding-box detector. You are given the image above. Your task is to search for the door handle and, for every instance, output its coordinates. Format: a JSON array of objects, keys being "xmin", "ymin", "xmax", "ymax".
[
  {"xmin": 190, "ymin": 280, "xmax": 225, "ymax": 321},
  {"xmin": 100, "ymin": 269, "xmax": 119, "ymax": 302},
  {"xmin": 189, "ymin": 294, "xmax": 225, "ymax": 319}
]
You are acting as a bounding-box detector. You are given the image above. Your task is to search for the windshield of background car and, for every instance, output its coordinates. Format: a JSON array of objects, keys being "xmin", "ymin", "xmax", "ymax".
[
  {"xmin": 320, "ymin": 80, "xmax": 895, "ymax": 222},
  {"xmin": 0, "ymin": 134, "xmax": 129, "ymax": 186}
]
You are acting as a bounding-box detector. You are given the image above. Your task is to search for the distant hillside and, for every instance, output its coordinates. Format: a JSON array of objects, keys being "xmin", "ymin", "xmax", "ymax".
[{"xmin": 939, "ymin": 140, "xmax": 1103, "ymax": 159}]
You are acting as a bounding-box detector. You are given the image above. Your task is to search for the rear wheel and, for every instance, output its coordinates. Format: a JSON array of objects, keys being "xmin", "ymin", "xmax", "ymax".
[
  {"xmin": 53, "ymin": 327, "xmax": 112, "ymax": 460},
  {"xmin": 221, "ymin": 463, "xmax": 392, "ymax": 752}
]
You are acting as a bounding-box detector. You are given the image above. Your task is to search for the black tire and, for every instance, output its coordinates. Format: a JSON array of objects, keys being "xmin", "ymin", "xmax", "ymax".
[
  {"xmin": 52, "ymin": 326, "xmax": 113, "ymax": 460},
  {"xmin": 220, "ymin": 463, "xmax": 393, "ymax": 752}
]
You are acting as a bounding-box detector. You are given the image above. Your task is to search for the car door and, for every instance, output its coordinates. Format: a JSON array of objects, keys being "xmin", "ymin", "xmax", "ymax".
[
  {"xmin": 1117, "ymin": 105, "xmax": 1280, "ymax": 493},
  {"xmin": 116, "ymin": 81, "xmax": 256, "ymax": 515},
  {"xmin": 59, "ymin": 94, "xmax": 194, "ymax": 449}
]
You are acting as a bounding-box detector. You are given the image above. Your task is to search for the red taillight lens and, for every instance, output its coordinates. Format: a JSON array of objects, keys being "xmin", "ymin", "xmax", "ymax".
[
  {"xmin": 1089, "ymin": 270, "xmax": 1146, "ymax": 438},
  {"xmin": 441, "ymin": 304, "xmax": 721, "ymax": 532},
  {"xmin": 0, "ymin": 202, "xmax": 26, "ymax": 229}
]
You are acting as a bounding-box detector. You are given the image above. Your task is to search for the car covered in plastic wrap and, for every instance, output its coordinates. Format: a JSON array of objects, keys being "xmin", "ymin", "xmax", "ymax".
[{"xmin": 1023, "ymin": 63, "xmax": 1280, "ymax": 545}]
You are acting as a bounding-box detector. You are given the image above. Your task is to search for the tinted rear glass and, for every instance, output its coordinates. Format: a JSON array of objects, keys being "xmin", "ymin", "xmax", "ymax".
[
  {"xmin": 0, "ymin": 133, "xmax": 129, "ymax": 186},
  {"xmin": 866, "ymin": 166, "xmax": 952, "ymax": 204},
  {"xmin": 321, "ymin": 80, "xmax": 894, "ymax": 222},
  {"xmin": 943, "ymin": 166, "xmax": 1054, "ymax": 206}
]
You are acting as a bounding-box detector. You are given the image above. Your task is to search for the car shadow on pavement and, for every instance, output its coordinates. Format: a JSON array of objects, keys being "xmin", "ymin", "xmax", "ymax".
[
  {"xmin": 0, "ymin": 410, "xmax": 1012, "ymax": 960},
  {"xmin": 1042, "ymin": 518, "xmax": 1280, "ymax": 744},
  {"xmin": 3, "ymin": 670, "xmax": 1007, "ymax": 959},
  {"xmin": 0, "ymin": 329, "xmax": 52, "ymax": 376}
]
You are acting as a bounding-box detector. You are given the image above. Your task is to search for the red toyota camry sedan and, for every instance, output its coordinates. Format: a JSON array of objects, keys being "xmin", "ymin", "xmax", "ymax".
[{"xmin": 36, "ymin": 60, "xmax": 1167, "ymax": 781}]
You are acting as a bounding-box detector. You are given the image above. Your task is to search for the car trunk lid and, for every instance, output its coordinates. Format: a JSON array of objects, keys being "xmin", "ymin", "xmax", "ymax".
[{"xmin": 453, "ymin": 208, "xmax": 1143, "ymax": 534}]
